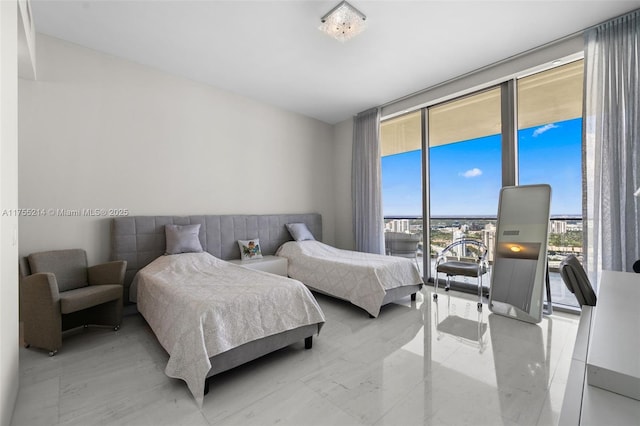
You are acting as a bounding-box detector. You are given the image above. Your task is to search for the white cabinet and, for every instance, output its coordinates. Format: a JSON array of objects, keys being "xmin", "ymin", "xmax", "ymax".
[{"xmin": 559, "ymin": 271, "xmax": 640, "ymax": 425}]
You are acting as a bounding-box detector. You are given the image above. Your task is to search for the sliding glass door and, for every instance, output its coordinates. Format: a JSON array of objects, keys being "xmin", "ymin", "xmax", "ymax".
[
  {"xmin": 380, "ymin": 60, "xmax": 585, "ymax": 309},
  {"xmin": 380, "ymin": 111, "xmax": 424, "ymax": 270},
  {"xmin": 428, "ymin": 87, "xmax": 502, "ymax": 289},
  {"xmin": 517, "ymin": 61, "xmax": 584, "ymax": 307}
]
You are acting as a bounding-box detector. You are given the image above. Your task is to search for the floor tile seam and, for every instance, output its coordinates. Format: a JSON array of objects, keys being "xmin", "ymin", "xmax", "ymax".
[
  {"xmin": 201, "ymin": 382, "xmax": 289, "ymax": 425},
  {"xmin": 499, "ymin": 386, "xmax": 551, "ymax": 425},
  {"xmin": 530, "ymin": 389, "xmax": 553, "ymax": 426},
  {"xmin": 9, "ymin": 376, "xmax": 62, "ymax": 426},
  {"xmin": 297, "ymin": 355, "xmax": 371, "ymax": 384},
  {"xmin": 55, "ymin": 373, "xmax": 62, "ymax": 425},
  {"xmin": 366, "ymin": 379, "xmax": 426, "ymax": 426},
  {"xmin": 299, "ymin": 379, "xmax": 368, "ymax": 426},
  {"xmin": 374, "ymin": 376, "xmax": 448, "ymax": 425},
  {"xmin": 546, "ymin": 359, "xmax": 571, "ymax": 391},
  {"xmin": 196, "ymin": 409, "xmax": 215, "ymax": 426},
  {"xmin": 56, "ymin": 378, "xmax": 173, "ymax": 423}
]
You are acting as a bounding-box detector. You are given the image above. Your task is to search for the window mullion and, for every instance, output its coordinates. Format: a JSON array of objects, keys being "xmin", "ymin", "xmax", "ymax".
[
  {"xmin": 421, "ymin": 108, "xmax": 430, "ymax": 281},
  {"xmin": 501, "ymin": 79, "xmax": 518, "ymax": 186}
]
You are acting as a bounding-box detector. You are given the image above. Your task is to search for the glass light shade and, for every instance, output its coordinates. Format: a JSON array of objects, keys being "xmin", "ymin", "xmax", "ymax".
[{"xmin": 319, "ymin": 1, "xmax": 367, "ymax": 42}]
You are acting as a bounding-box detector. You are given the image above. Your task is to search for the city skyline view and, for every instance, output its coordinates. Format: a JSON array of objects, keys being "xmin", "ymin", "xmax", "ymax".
[{"xmin": 382, "ymin": 117, "xmax": 583, "ymax": 217}]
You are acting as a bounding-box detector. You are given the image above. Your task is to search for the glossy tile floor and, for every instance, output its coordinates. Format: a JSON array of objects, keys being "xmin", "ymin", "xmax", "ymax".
[{"xmin": 11, "ymin": 289, "xmax": 579, "ymax": 426}]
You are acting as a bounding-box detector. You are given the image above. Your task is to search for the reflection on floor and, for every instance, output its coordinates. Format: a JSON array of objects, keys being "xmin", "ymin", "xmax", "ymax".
[
  {"xmin": 11, "ymin": 289, "xmax": 579, "ymax": 426},
  {"xmin": 425, "ymin": 258, "xmax": 580, "ymax": 308}
]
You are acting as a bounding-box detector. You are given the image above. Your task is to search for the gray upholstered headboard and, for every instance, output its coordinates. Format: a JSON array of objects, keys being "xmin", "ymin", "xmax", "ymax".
[{"xmin": 111, "ymin": 213, "xmax": 322, "ymax": 302}]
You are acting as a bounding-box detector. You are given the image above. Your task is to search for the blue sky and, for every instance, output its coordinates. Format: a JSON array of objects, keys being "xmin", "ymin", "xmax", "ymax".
[{"xmin": 382, "ymin": 118, "xmax": 583, "ymax": 217}]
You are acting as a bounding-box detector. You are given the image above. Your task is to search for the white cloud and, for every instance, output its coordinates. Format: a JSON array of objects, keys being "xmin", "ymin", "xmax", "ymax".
[
  {"xmin": 533, "ymin": 123, "xmax": 559, "ymax": 137},
  {"xmin": 460, "ymin": 168, "xmax": 483, "ymax": 178}
]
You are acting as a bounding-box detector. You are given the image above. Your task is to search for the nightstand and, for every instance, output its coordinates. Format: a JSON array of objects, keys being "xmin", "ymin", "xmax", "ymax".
[{"xmin": 228, "ymin": 255, "xmax": 288, "ymax": 277}]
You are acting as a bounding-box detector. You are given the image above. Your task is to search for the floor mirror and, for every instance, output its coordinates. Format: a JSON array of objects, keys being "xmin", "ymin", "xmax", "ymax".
[{"xmin": 489, "ymin": 184, "xmax": 551, "ymax": 324}]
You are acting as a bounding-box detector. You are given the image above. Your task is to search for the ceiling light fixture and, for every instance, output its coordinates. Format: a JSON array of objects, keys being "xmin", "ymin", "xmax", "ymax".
[{"xmin": 319, "ymin": 1, "xmax": 367, "ymax": 43}]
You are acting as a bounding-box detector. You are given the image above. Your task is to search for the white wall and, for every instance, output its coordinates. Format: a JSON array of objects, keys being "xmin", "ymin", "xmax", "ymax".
[
  {"xmin": 0, "ymin": 1, "xmax": 20, "ymax": 424},
  {"xmin": 19, "ymin": 34, "xmax": 336, "ymax": 264},
  {"xmin": 332, "ymin": 117, "xmax": 354, "ymax": 250}
]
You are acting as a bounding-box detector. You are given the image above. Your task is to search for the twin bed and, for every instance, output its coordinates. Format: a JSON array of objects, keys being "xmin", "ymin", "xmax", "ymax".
[
  {"xmin": 277, "ymin": 240, "xmax": 423, "ymax": 317},
  {"xmin": 111, "ymin": 213, "xmax": 423, "ymax": 404}
]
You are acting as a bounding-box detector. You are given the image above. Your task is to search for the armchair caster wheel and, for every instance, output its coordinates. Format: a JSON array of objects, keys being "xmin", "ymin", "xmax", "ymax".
[
  {"xmin": 477, "ymin": 302, "xmax": 482, "ymax": 311},
  {"xmin": 48, "ymin": 350, "xmax": 57, "ymax": 357},
  {"xmin": 445, "ymin": 287, "xmax": 450, "ymax": 292},
  {"xmin": 24, "ymin": 343, "xmax": 30, "ymax": 348},
  {"xmin": 432, "ymin": 293, "xmax": 438, "ymax": 300},
  {"xmin": 114, "ymin": 325, "xmax": 120, "ymax": 331}
]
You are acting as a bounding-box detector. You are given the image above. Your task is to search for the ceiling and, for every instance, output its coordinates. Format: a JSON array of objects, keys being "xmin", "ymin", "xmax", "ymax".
[{"xmin": 30, "ymin": 1, "xmax": 640, "ymax": 124}]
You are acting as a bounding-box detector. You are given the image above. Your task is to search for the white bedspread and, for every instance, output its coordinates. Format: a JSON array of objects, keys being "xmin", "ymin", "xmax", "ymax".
[
  {"xmin": 136, "ymin": 252, "xmax": 325, "ymax": 406},
  {"xmin": 276, "ymin": 241, "xmax": 423, "ymax": 317}
]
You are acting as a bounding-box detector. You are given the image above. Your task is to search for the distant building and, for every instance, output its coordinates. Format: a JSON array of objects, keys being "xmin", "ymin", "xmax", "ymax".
[
  {"xmin": 452, "ymin": 229, "xmax": 465, "ymax": 256},
  {"xmin": 566, "ymin": 221, "xmax": 583, "ymax": 232},
  {"xmin": 550, "ymin": 220, "xmax": 567, "ymax": 234},
  {"xmin": 482, "ymin": 223, "xmax": 496, "ymax": 262},
  {"xmin": 387, "ymin": 219, "xmax": 410, "ymax": 233}
]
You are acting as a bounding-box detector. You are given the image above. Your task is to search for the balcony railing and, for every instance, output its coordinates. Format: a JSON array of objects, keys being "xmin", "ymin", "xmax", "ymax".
[{"xmin": 384, "ymin": 216, "xmax": 583, "ymax": 308}]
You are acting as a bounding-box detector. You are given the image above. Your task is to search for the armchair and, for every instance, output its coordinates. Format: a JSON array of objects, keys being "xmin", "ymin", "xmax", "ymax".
[
  {"xmin": 19, "ymin": 249, "xmax": 126, "ymax": 356},
  {"xmin": 385, "ymin": 232, "xmax": 421, "ymax": 270}
]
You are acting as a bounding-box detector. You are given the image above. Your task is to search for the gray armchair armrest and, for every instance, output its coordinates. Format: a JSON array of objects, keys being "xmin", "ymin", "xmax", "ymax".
[
  {"xmin": 20, "ymin": 272, "xmax": 62, "ymax": 352},
  {"xmin": 21, "ymin": 272, "xmax": 60, "ymax": 305},
  {"xmin": 88, "ymin": 260, "xmax": 126, "ymax": 286}
]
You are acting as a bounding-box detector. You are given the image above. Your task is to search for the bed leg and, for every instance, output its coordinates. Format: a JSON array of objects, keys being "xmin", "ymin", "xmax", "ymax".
[
  {"xmin": 411, "ymin": 293, "xmax": 416, "ymax": 301},
  {"xmin": 204, "ymin": 378, "xmax": 210, "ymax": 396},
  {"xmin": 305, "ymin": 336, "xmax": 313, "ymax": 349}
]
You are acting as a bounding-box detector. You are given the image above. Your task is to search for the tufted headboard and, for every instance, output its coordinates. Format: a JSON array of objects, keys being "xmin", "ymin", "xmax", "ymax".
[{"xmin": 111, "ymin": 213, "xmax": 322, "ymax": 302}]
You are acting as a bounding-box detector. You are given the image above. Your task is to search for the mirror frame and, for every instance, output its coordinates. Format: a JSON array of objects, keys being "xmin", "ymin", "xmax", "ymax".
[{"xmin": 489, "ymin": 184, "xmax": 551, "ymax": 324}]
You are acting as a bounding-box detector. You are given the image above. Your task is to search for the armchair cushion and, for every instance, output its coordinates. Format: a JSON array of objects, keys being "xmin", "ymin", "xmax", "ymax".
[
  {"xmin": 437, "ymin": 261, "xmax": 487, "ymax": 278},
  {"xmin": 59, "ymin": 284, "xmax": 122, "ymax": 314},
  {"xmin": 28, "ymin": 249, "xmax": 88, "ymax": 292}
]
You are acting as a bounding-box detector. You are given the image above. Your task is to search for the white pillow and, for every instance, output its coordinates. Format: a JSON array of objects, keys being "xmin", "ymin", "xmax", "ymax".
[
  {"xmin": 238, "ymin": 239, "xmax": 263, "ymax": 260},
  {"xmin": 286, "ymin": 223, "xmax": 316, "ymax": 241},
  {"xmin": 165, "ymin": 224, "xmax": 203, "ymax": 255}
]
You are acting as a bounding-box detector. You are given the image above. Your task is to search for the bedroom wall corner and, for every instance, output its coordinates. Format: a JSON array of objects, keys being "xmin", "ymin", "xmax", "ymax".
[
  {"xmin": 18, "ymin": 34, "xmax": 336, "ymax": 264},
  {"xmin": 332, "ymin": 117, "xmax": 355, "ymax": 250},
  {"xmin": 0, "ymin": 1, "xmax": 20, "ymax": 424}
]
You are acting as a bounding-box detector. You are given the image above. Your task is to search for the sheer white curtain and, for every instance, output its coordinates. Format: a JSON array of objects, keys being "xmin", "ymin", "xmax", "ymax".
[
  {"xmin": 584, "ymin": 9, "xmax": 640, "ymax": 283},
  {"xmin": 352, "ymin": 107, "xmax": 384, "ymax": 254}
]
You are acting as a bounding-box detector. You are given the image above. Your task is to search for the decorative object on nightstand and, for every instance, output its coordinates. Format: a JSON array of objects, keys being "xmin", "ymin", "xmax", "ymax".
[{"xmin": 237, "ymin": 239, "xmax": 263, "ymax": 260}]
